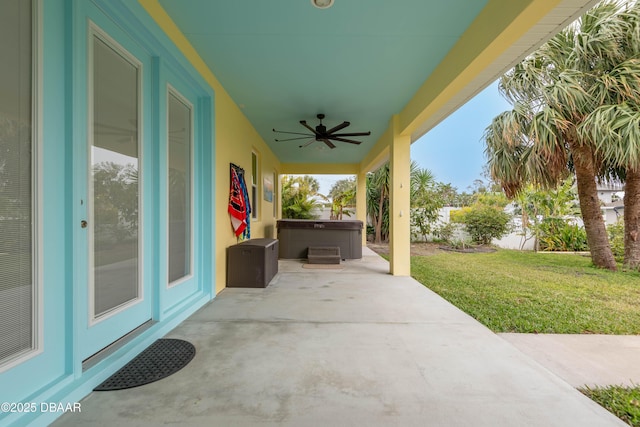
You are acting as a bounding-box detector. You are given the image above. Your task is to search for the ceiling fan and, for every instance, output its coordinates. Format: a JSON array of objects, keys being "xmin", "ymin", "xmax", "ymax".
[{"xmin": 272, "ymin": 114, "xmax": 371, "ymax": 149}]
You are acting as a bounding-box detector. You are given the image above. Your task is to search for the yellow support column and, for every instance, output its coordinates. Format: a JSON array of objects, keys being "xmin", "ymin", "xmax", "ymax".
[
  {"xmin": 356, "ymin": 170, "xmax": 367, "ymax": 247},
  {"xmin": 389, "ymin": 115, "xmax": 411, "ymax": 276}
]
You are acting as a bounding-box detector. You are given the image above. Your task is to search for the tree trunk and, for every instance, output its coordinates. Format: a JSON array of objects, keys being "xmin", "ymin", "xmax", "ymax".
[
  {"xmin": 624, "ymin": 168, "xmax": 640, "ymax": 270},
  {"xmin": 571, "ymin": 143, "xmax": 617, "ymax": 270},
  {"xmin": 374, "ymin": 187, "xmax": 386, "ymax": 243}
]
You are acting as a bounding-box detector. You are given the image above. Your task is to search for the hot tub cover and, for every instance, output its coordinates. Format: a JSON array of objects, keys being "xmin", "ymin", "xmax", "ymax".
[{"xmin": 276, "ymin": 219, "xmax": 363, "ymax": 230}]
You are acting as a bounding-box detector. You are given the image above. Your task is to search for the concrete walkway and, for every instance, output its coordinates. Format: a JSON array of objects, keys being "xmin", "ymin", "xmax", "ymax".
[
  {"xmin": 500, "ymin": 333, "xmax": 640, "ymax": 388},
  {"xmin": 55, "ymin": 248, "xmax": 625, "ymax": 426}
]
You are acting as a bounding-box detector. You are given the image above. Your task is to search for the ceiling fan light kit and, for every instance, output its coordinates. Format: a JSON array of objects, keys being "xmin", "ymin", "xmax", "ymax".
[
  {"xmin": 273, "ymin": 113, "xmax": 370, "ymax": 149},
  {"xmin": 311, "ymin": 0, "xmax": 334, "ymax": 9}
]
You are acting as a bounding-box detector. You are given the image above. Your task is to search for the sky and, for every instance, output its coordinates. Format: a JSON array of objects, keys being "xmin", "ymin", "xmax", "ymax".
[
  {"xmin": 312, "ymin": 80, "xmax": 512, "ymax": 196},
  {"xmin": 410, "ymin": 80, "xmax": 512, "ymax": 193}
]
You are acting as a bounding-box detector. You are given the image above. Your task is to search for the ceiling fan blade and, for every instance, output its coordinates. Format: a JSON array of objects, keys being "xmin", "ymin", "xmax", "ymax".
[
  {"xmin": 299, "ymin": 138, "xmax": 316, "ymax": 148},
  {"xmin": 330, "ymin": 131, "xmax": 371, "ymax": 137},
  {"xmin": 326, "ymin": 121, "xmax": 350, "ymax": 134},
  {"xmin": 275, "ymin": 136, "xmax": 315, "ymax": 142},
  {"xmin": 328, "ymin": 137, "xmax": 362, "ymax": 145},
  {"xmin": 272, "ymin": 128, "xmax": 314, "ymax": 137},
  {"xmin": 299, "ymin": 120, "xmax": 319, "ymax": 135},
  {"xmin": 320, "ymin": 138, "xmax": 336, "ymax": 149}
]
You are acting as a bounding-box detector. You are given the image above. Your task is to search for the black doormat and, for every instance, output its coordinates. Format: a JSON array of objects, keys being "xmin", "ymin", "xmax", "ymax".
[{"xmin": 94, "ymin": 338, "xmax": 196, "ymax": 391}]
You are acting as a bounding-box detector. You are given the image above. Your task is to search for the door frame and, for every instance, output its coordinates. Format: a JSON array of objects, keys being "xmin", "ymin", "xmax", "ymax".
[{"xmin": 72, "ymin": 2, "xmax": 154, "ymax": 361}]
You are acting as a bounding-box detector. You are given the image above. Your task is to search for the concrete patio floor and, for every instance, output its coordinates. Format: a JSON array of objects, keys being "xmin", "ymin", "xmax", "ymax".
[{"xmin": 55, "ymin": 248, "xmax": 625, "ymax": 426}]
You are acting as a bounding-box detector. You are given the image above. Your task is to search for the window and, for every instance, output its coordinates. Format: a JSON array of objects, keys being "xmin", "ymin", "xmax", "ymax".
[
  {"xmin": 251, "ymin": 151, "xmax": 258, "ymax": 219},
  {"xmin": 273, "ymin": 171, "xmax": 277, "ymax": 218},
  {"xmin": 0, "ymin": 0, "xmax": 36, "ymax": 367},
  {"xmin": 167, "ymin": 89, "xmax": 192, "ymax": 284}
]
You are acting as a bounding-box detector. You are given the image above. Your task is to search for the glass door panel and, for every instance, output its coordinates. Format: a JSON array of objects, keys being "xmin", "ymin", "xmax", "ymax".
[
  {"xmin": 0, "ymin": 0, "xmax": 34, "ymax": 366},
  {"xmin": 167, "ymin": 91, "xmax": 192, "ymax": 284},
  {"xmin": 91, "ymin": 35, "xmax": 140, "ymax": 319}
]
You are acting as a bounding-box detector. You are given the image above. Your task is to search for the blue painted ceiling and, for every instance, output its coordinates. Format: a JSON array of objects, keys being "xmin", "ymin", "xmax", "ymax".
[{"xmin": 158, "ymin": 0, "xmax": 489, "ymax": 164}]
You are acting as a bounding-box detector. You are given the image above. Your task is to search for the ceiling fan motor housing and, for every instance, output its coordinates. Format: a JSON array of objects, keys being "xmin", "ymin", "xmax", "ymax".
[{"xmin": 315, "ymin": 124, "xmax": 327, "ymax": 137}]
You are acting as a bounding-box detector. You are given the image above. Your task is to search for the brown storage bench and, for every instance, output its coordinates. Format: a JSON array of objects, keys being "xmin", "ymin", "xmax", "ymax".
[{"xmin": 227, "ymin": 238, "xmax": 278, "ymax": 287}]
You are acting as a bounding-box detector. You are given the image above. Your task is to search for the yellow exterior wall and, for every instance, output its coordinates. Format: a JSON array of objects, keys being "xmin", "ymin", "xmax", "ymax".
[
  {"xmin": 388, "ymin": 116, "xmax": 411, "ymax": 276},
  {"xmin": 139, "ymin": 0, "xmax": 281, "ymax": 294},
  {"xmin": 215, "ymin": 114, "xmax": 281, "ymax": 294}
]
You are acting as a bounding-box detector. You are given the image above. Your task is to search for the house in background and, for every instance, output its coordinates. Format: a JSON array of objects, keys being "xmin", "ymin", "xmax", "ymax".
[
  {"xmin": 0, "ymin": 0, "xmax": 600, "ymax": 425},
  {"xmin": 597, "ymin": 182, "xmax": 625, "ymax": 225}
]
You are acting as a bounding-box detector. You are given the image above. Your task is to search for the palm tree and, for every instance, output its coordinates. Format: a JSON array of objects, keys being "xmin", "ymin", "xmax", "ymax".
[
  {"xmin": 281, "ymin": 175, "xmax": 324, "ymax": 219},
  {"xmin": 367, "ymin": 163, "xmax": 390, "ymax": 243},
  {"xmin": 409, "ymin": 163, "xmax": 445, "ymax": 241},
  {"xmin": 575, "ymin": 4, "xmax": 640, "ymax": 270},
  {"xmin": 485, "ymin": 1, "xmax": 640, "ymax": 270},
  {"xmin": 367, "ymin": 161, "xmax": 441, "ymax": 243},
  {"xmin": 409, "ymin": 161, "xmax": 434, "ymax": 202},
  {"xmin": 329, "ymin": 180, "xmax": 356, "ymax": 220},
  {"xmin": 328, "ymin": 177, "xmax": 356, "ymax": 220}
]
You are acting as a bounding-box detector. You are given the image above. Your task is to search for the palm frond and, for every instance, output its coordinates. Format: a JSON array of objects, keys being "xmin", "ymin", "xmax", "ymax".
[
  {"xmin": 579, "ymin": 103, "xmax": 640, "ymax": 169},
  {"xmin": 574, "ymin": 1, "xmax": 627, "ymax": 65},
  {"xmin": 596, "ymin": 59, "xmax": 640, "ymax": 104},
  {"xmin": 484, "ymin": 111, "xmax": 532, "ymax": 198},
  {"xmin": 545, "ymin": 69, "xmax": 592, "ymax": 120},
  {"xmin": 500, "ymin": 57, "xmax": 548, "ymax": 106}
]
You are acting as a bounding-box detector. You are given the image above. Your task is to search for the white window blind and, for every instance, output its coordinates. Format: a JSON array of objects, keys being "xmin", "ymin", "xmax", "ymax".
[
  {"xmin": 0, "ymin": 0, "xmax": 34, "ymax": 365},
  {"xmin": 91, "ymin": 33, "xmax": 141, "ymax": 317},
  {"xmin": 167, "ymin": 90, "xmax": 192, "ymax": 284}
]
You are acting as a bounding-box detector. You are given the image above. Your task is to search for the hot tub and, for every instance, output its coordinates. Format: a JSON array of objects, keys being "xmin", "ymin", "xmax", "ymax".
[{"xmin": 276, "ymin": 219, "xmax": 363, "ymax": 260}]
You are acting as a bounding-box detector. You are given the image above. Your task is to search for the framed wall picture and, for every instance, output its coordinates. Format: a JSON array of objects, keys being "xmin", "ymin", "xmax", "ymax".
[{"xmin": 263, "ymin": 175, "xmax": 273, "ymax": 202}]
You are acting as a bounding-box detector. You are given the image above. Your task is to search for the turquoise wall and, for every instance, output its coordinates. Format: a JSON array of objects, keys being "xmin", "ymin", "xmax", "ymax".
[{"xmin": 0, "ymin": 1, "xmax": 215, "ymax": 425}]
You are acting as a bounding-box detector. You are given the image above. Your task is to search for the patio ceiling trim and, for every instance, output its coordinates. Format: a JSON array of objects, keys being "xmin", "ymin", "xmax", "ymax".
[{"xmin": 359, "ymin": 0, "xmax": 599, "ymax": 174}]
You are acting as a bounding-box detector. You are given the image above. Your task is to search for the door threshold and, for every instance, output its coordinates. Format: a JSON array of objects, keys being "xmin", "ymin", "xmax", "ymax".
[{"xmin": 82, "ymin": 320, "xmax": 155, "ymax": 372}]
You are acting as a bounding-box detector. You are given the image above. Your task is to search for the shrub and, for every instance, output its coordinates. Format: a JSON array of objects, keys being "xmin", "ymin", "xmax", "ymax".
[
  {"xmin": 366, "ymin": 225, "xmax": 376, "ymax": 241},
  {"xmin": 537, "ymin": 217, "xmax": 588, "ymax": 252},
  {"xmin": 432, "ymin": 222, "xmax": 455, "ymax": 242},
  {"xmin": 456, "ymin": 205, "xmax": 511, "ymax": 245},
  {"xmin": 608, "ymin": 220, "xmax": 624, "ymax": 262},
  {"xmin": 449, "ymin": 238, "xmax": 472, "ymax": 250},
  {"xmin": 449, "ymin": 207, "xmax": 471, "ymax": 223},
  {"xmin": 410, "ymin": 207, "xmax": 440, "ymax": 242}
]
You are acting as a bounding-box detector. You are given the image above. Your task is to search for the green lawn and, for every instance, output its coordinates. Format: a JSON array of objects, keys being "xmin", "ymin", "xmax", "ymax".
[
  {"xmin": 581, "ymin": 385, "xmax": 640, "ymax": 427},
  {"xmin": 410, "ymin": 250, "xmax": 640, "ymax": 334}
]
